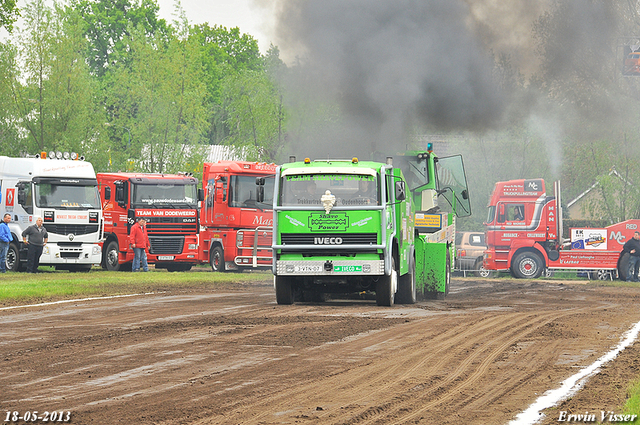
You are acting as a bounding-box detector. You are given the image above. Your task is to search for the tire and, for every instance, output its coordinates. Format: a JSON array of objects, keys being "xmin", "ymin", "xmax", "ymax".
[
  {"xmin": 474, "ymin": 258, "xmax": 494, "ymax": 278},
  {"xmin": 591, "ymin": 269, "xmax": 611, "ymax": 281},
  {"xmin": 376, "ymin": 256, "xmax": 397, "ymax": 306},
  {"xmin": 543, "ymin": 268, "xmax": 554, "ymax": 278},
  {"xmin": 275, "ymin": 275, "xmax": 294, "ymax": 305},
  {"xmin": 210, "ymin": 245, "xmax": 225, "ymax": 272},
  {"xmin": 6, "ymin": 242, "xmax": 23, "ymax": 272},
  {"xmin": 512, "ymin": 251, "xmax": 544, "ymax": 279},
  {"xmin": 104, "ymin": 240, "xmax": 122, "ymax": 271},
  {"xmin": 396, "ymin": 255, "xmax": 416, "ymax": 304},
  {"xmin": 618, "ymin": 252, "xmax": 629, "ymax": 281}
]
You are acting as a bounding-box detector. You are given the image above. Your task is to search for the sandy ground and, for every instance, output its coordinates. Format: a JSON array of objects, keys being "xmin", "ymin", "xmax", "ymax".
[{"xmin": 2, "ymin": 277, "xmax": 640, "ymax": 424}]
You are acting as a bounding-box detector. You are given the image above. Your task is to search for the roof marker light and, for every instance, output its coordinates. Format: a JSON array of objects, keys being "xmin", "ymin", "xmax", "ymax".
[
  {"xmin": 352, "ymin": 157, "xmax": 358, "ymax": 163},
  {"xmin": 304, "ymin": 158, "xmax": 311, "ymax": 164},
  {"xmin": 49, "ymin": 151, "xmax": 55, "ymax": 159}
]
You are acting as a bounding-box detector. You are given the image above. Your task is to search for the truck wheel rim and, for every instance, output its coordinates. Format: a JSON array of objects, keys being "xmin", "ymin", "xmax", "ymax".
[{"xmin": 520, "ymin": 259, "xmax": 537, "ymax": 276}]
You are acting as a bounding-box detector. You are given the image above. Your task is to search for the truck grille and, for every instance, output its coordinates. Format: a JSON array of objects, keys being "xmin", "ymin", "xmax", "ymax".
[
  {"xmin": 44, "ymin": 224, "xmax": 99, "ymax": 236},
  {"xmin": 149, "ymin": 236, "xmax": 184, "ymax": 255},
  {"xmin": 281, "ymin": 233, "xmax": 378, "ymax": 245},
  {"xmin": 147, "ymin": 217, "xmax": 198, "ymax": 234}
]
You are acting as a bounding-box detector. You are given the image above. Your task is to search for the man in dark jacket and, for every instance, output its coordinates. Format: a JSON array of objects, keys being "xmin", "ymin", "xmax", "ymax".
[
  {"xmin": 22, "ymin": 217, "xmax": 48, "ymax": 273},
  {"xmin": 623, "ymin": 231, "xmax": 640, "ymax": 282}
]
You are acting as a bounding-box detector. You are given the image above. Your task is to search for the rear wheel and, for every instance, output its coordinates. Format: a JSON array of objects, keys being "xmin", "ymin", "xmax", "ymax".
[
  {"xmin": 376, "ymin": 257, "xmax": 396, "ymax": 306},
  {"xmin": 104, "ymin": 240, "xmax": 121, "ymax": 271},
  {"xmin": 275, "ymin": 275, "xmax": 294, "ymax": 305},
  {"xmin": 474, "ymin": 258, "xmax": 494, "ymax": 278},
  {"xmin": 210, "ymin": 246, "xmax": 225, "ymax": 272},
  {"xmin": 618, "ymin": 252, "xmax": 630, "ymax": 281},
  {"xmin": 590, "ymin": 269, "xmax": 612, "ymax": 280},
  {"xmin": 6, "ymin": 242, "xmax": 22, "ymax": 272},
  {"xmin": 512, "ymin": 251, "xmax": 544, "ymax": 279}
]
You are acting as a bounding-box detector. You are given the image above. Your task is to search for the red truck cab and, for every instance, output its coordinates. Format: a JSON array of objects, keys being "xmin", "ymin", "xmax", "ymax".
[
  {"xmin": 484, "ymin": 178, "xmax": 640, "ymax": 279},
  {"xmin": 200, "ymin": 161, "xmax": 276, "ymax": 271},
  {"xmin": 98, "ymin": 172, "xmax": 203, "ymax": 271}
]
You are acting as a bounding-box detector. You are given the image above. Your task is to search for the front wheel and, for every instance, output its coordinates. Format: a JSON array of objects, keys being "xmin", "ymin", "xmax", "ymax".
[
  {"xmin": 275, "ymin": 275, "xmax": 294, "ymax": 305},
  {"xmin": 512, "ymin": 251, "xmax": 544, "ymax": 279},
  {"xmin": 104, "ymin": 240, "xmax": 121, "ymax": 271},
  {"xmin": 396, "ymin": 255, "xmax": 416, "ymax": 304},
  {"xmin": 474, "ymin": 258, "xmax": 494, "ymax": 278},
  {"xmin": 210, "ymin": 246, "xmax": 225, "ymax": 272},
  {"xmin": 376, "ymin": 257, "xmax": 397, "ymax": 306},
  {"xmin": 6, "ymin": 242, "xmax": 23, "ymax": 272}
]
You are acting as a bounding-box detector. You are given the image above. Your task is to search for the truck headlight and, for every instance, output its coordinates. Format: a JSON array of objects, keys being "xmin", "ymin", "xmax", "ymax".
[
  {"xmin": 43, "ymin": 246, "xmax": 50, "ymax": 255},
  {"xmin": 92, "ymin": 246, "xmax": 101, "ymax": 255},
  {"xmin": 188, "ymin": 244, "xmax": 197, "ymax": 250},
  {"xmin": 236, "ymin": 232, "xmax": 244, "ymax": 246}
]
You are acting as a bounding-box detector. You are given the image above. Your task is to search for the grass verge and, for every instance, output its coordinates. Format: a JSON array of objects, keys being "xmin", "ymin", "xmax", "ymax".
[{"xmin": 0, "ymin": 266, "xmax": 273, "ymax": 307}]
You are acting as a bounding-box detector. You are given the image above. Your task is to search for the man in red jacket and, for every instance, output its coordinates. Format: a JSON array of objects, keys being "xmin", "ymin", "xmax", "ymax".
[{"xmin": 130, "ymin": 217, "xmax": 150, "ymax": 272}]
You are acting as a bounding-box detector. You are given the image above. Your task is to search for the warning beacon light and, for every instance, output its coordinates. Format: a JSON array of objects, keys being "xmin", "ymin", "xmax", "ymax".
[{"xmin": 427, "ymin": 142, "xmax": 434, "ymax": 153}]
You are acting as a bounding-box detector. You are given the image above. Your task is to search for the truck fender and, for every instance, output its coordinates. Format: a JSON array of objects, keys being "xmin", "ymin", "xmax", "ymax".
[{"xmin": 508, "ymin": 243, "xmax": 548, "ymax": 268}]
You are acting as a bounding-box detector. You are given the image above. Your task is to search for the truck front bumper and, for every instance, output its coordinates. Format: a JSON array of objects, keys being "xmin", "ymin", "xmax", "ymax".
[
  {"xmin": 276, "ymin": 260, "xmax": 385, "ymax": 276},
  {"xmin": 41, "ymin": 243, "xmax": 102, "ymax": 265}
]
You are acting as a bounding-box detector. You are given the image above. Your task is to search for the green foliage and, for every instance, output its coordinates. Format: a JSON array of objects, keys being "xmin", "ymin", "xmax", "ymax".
[
  {"xmin": 70, "ymin": 0, "xmax": 168, "ymax": 77},
  {"xmin": 221, "ymin": 69, "xmax": 285, "ymax": 162},
  {"xmin": 0, "ymin": 0, "xmax": 19, "ymax": 32}
]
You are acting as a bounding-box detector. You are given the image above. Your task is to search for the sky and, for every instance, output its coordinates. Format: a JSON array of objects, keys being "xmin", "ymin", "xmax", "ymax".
[{"xmin": 155, "ymin": 0, "xmax": 277, "ymax": 55}]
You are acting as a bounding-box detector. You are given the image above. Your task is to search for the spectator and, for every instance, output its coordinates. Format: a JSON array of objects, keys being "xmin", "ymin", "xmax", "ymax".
[
  {"xmin": 130, "ymin": 217, "xmax": 150, "ymax": 272},
  {"xmin": 22, "ymin": 217, "xmax": 48, "ymax": 273},
  {"xmin": 623, "ymin": 231, "xmax": 640, "ymax": 282},
  {"xmin": 0, "ymin": 213, "xmax": 11, "ymax": 273}
]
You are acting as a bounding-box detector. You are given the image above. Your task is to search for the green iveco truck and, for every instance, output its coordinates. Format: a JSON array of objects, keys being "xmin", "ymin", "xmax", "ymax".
[{"xmin": 269, "ymin": 145, "xmax": 471, "ymax": 306}]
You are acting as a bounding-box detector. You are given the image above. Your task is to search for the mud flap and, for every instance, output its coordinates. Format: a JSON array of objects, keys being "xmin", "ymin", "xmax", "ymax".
[{"xmin": 415, "ymin": 236, "xmax": 448, "ymax": 299}]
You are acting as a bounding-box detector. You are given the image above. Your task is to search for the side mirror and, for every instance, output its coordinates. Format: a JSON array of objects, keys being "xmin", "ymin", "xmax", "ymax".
[
  {"xmin": 104, "ymin": 186, "xmax": 111, "ymax": 200},
  {"xmin": 115, "ymin": 181, "xmax": 126, "ymax": 207},
  {"xmin": 257, "ymin": 186, "xmax": 265, "ymax": 203},
  {"xmin": 197, "ymin": 188, "xmax": 204, "ymax": 202},
  {"xmin": 256, "ymin": 177, "xmax": 265, "ymax": 186},
  {"xmin": 395, "ymin": 181, "xmax": 406, "ymax": 201}
]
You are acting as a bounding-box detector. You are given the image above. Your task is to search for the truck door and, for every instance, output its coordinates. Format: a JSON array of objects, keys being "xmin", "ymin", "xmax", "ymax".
[{"xmin": 435, "ymin": 155, "xmax": 471, "ymax": 217}]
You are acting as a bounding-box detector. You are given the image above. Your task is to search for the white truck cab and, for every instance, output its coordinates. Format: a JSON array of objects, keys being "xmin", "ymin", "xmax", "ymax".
[{"xmin": 0, "ymin": 153, "xmax": 103, "ymax": 272}]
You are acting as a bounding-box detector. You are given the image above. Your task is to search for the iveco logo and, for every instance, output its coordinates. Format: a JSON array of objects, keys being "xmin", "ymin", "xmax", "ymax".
[{"xmin": 314, "ymin": 237, "xmax": 343, "ymax": 245}]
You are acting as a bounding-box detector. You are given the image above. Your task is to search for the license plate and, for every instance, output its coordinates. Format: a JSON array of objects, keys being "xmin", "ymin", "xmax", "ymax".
[
  {"xmin": 157, "ymin": 256, "xmax": 175, "ymax": 261},
  {"xmin": 294, "ymin": 265, "xmax": 322, "ymax": 273},
  {"xmin": 334, "ymin": 265, "xmax": 362, "ymax": 272}
]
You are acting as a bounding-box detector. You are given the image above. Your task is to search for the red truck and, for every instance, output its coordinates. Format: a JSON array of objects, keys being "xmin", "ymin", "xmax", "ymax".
[
  {"xmin": 199, "ymin": 161, "xmax": 276, "ymax": 271},
  {"xmin": 483, "ymin": 179, "xmax": 640, "ymax": 279},
  {"xmin": 98, "ymin": 172, "xmax": 203, "ymax": 271}
]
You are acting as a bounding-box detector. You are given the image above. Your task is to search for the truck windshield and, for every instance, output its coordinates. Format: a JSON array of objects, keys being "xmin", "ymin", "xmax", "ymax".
[
  {"xmin": 35, "ymin": 183, "xmax": 100, "ymax": 209},
  {"xmin": 280, "ymin": 174, "xmax": 378, "ymax": 206},
  {"xmin": 131, "ymin": 183, "xmax": 198, "ymax": 208},
  {"xmin": 229, "ymin": 175, "xmax": 274, "ymax": 209}
]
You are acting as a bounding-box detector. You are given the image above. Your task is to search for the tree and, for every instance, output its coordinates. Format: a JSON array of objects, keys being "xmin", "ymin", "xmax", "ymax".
[
  {"xmin": 102, "ymin": 18, "xmax": 209, "ymax": 174},
  {"xmin": 189, "ymin": 24, "xmax": 262, "ymax": 145},
  {"xmin": 0, "ymin": 0, "xmax": 19, "ymax": 32},
  {"xmin": 0, "ymin": 41, "xmax": 22, "ymax": 156},
  {"xmin": 221, "ymin": 69, "xmax": 285, "ymax": 162},
  {"xmin": 7, "ymin": 0, "xmax": 102, "ymax": 155},
  {"xmin": 70, "ymin": 0, "xmax": 168, "ymax": 77}
]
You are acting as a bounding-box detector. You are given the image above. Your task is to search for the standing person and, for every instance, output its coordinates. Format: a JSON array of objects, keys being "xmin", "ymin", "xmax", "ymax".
[
  {"xmin": 0, "ymin": 213, "xmax": 12, "ymax": 273},
  {"xmin": 623, "ymin": 231, "xmax": 640, "ymax": 282},
  {"xmin": 130, "ymin": 217, "xmax": 150, "ymax": 272},
  {"xmin": 22, "ymin": 217, "xmax": 48, "ymax": 273}
]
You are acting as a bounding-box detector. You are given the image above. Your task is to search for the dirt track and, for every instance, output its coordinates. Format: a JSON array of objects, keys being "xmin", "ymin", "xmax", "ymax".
[{"xmin": 2, "ymin": 277, "xmax": 640, "ymax": 424}]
